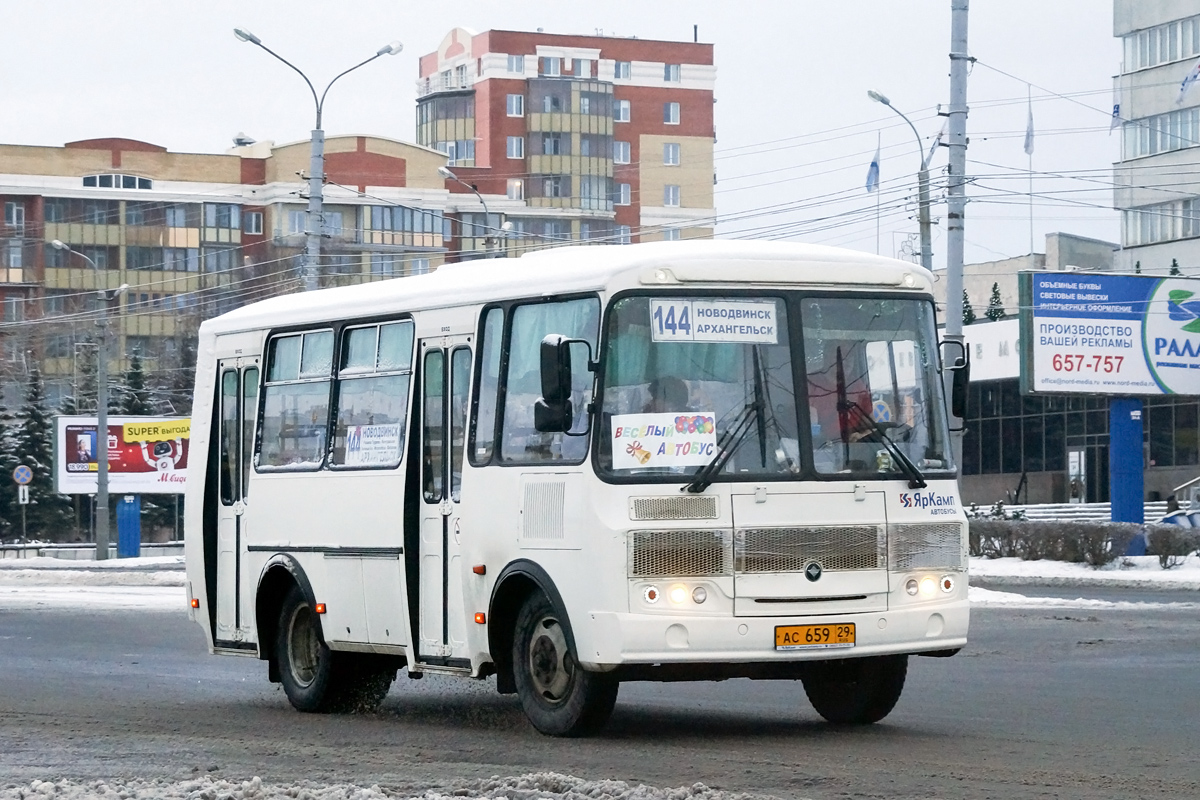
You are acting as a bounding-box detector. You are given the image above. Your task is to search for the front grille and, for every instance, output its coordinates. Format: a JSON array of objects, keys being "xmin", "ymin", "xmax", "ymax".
[
  {"xmin": 735, "ymin": 526, "xmax": 885, "ymax": 573},
  {"xmin": 628, "ymin": 529, "xmax": 732, "ymax": 577},
  {"xmin": 889, "ymin": 523, "xmax": 964, "ymax": 571},
  {"xmin": 630, "ymin": 495, "xmax": 719, "ymax": 521}
]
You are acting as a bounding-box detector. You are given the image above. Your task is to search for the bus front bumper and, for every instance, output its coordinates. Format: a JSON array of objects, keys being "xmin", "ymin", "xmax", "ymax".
[{"xmin": 579, "ymin": 599, "xmax": 969, "ymax": 669}]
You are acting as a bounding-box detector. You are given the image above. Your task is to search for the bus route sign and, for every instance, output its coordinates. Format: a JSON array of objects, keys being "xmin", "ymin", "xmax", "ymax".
[{"xmin": 12, "ymin": 465, "xmax": 32, "ymax": 486}]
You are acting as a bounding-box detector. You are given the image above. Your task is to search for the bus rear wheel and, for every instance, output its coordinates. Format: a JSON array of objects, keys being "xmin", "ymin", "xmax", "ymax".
[
  {"xmin": 275, "ymin": 586, "xmax": 394, "ymax": 713},
  {"xmin": 801, "ymin": 654, "xmax": 908, "ymax": 724},
  {"xmin": 512, "ymin": 592, "xmax": 618, "ymax": 737}
]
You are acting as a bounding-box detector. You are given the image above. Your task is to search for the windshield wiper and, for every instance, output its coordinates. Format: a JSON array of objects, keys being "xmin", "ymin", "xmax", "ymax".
[
  {"xmin": 682, "ymin": 400, "xmax": 761, "ymax": 494},
  {"xmin": 837, "ymin": 399, "xmax": 927, "ymax": 489}
]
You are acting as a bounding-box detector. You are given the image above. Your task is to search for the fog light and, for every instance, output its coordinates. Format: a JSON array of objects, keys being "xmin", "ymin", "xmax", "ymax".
[
  {"xmin": 643, "ymin": 586, "xmax": 660, "ymax": 604},
  {"xmin": 919, "ymin": 577, "xmax": 936, "ymax": 597},
  {"xmin": 905, "ymin": 579, "xmax": 919, "ymax": 596},
  {"xmin": 669, "ymin": 584, "xmax": 688, "ymax": 604},
  {"xmin": 692, "ymin": 586, "xmax": 707, "ymax": 604},
  {"xmin": 940, "ymin": 575, "xmax": 955, "ymax": 593}
]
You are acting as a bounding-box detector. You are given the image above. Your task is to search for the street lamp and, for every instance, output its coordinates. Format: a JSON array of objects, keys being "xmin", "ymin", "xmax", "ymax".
[
  {"xmin": 51, "ymin": 240, "xmax": 128, "ymax": 561},
  {"xmin": 439, "ymin": 166, "xmax": 501, "ymax": 257},
  {"xmin": 234, "ymin": 28, "xmax": 402, "ymax": 291},
  {"xmin": 868, "ymin": 90, "xmax": 933, "ymax": 274}
]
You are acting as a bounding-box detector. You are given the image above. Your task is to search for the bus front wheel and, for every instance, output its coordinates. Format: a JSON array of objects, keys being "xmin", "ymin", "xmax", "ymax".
[
  {"xmin": 275, "ymin": 586, "xmax": 393, "ymax": 713},
  {"xmin": 512, "ymin": 592, "xmax": 618, "ymax": 736},
  {"xmin": 801, "ymin": 654, "xmax": 908, "ymax": 724}
]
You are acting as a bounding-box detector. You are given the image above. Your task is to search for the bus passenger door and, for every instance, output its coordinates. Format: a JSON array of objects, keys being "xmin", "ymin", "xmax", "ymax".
[
  {"xmin": 416, "ymin": 337, "xmax": 472, "ymax": 663},
  {"xmin": 215, "ymin": 358, "xmax": 259, "ymax": 645}
]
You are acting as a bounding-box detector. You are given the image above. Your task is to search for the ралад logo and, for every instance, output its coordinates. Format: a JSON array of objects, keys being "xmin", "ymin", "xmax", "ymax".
[
  {"xmin": 899, "ymin": 491, "xmax": 958, "ymax": 515},
  {"xmin": 1167, "ymin": 289, "xmax": 1200, "ymax": 333},
  {"xmin": 1145, "ymin": 280, "xmax": 1200, "ymax": 393}
]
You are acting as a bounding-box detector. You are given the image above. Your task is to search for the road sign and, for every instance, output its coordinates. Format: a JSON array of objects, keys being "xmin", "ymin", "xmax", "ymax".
[
  {"xmin": 18, "ymin": 485, "xmax": 29, "ymax": 505},
  {"xmin": 13, "ymin": 465, "xmax": 32, "ymax": 485}
]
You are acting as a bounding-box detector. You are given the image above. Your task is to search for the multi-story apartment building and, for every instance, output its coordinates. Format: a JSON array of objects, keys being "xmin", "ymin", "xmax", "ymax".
[
  {"xmin": 0, "ymin": 134, "xmax": 456, "ymax": 407},
  {"xmin": 1113, "ymin": 1, "xmax": 1200, "ymax": 271},
  {"xmin": 416, "ymin": 27, "xmax": 716, "ymax": 251}
]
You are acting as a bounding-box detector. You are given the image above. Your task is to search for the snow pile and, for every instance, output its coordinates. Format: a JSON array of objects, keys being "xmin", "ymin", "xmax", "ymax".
[
  {"xmin": 968, "ymin": 585, "xmax": 1200, "ymax": 610},
  {"xmin": 0, "ymin": 584, "xmax": 183, "ymax": 611},
  {"xmin": 0, "ymin": 555, "xmax": 184, "ymax": 571},
  {"xmin": 0, "ymin": 773, "xmax": 777, "ymax": 800},
  {"xmin": 969, "ymin": 555, "xmax": 1200, "ymax": 590}
]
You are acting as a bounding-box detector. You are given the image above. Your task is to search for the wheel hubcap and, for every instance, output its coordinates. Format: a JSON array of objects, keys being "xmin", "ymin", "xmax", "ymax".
[
  {"xmin": 528, "ymin": 615, "xmax": 572, "ymax": 703},
  {"xmin": 287, "ymin": 604, "xmax": 321, "ymax": 687}
]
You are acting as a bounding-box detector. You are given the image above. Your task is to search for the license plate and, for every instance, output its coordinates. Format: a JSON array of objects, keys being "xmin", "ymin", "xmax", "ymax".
[{"xmin": 775, "ymin": 623, "xmax": 856, "ymax": 651}]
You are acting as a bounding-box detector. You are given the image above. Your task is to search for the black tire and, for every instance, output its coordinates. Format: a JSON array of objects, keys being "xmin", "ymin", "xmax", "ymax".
[
  {"xmin": 512, "ymin": 592, "xmax": 618, "ymax": 737},
  {"xmin": 275, "ymin": 586, "xmax": 394, "ymax": 713},
  {"xmin": 801, "ymin": 655, "xmax": 908, "ymax": 724}
]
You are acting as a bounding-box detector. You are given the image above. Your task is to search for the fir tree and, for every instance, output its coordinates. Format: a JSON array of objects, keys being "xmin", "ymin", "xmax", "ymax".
[
  {"xmin": 120, "ymin": 352, "xmax": 152, "ymax": 415},
  {"xmin": 0, "ymin": 393, "xmax": 18, "ymax": 540},
  {"xmin": 1170, "ymin": 258, "xmax": 1182, "ymax": 276},
  {"xmin": 962, "ymin": 290, "xmax": 977, "ymax": 325},
  {"xmin": 986, "ymin": 282, "xmax": 1007, "ymax": 321},
  {"xmin": 13, "ymin": 366, "xmax": 71, "ymax": 539}
]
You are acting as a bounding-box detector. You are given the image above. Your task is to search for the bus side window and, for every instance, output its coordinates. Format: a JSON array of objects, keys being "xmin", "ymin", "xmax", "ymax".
[
  {"xmin": 469, "ymin": 307, "xmax": 504, "ymax": 465},
  {"xmin": 450, "ymin": 346, "xmax": 471, "ymax": 501},
  {"xmin": 241, "ymin": 367, "xmax": 258, "ymax": 495},
  {"xmin": 330, "ymin": 321, "xmax": 413, "ymax": 469},
  {"xmin": 423, "ymin": 349, "xmax": 445, "ymax": 502},
  {"xmin": 220, "ymin": 370, "xmax": 239, "ymax": 504},
  {"xmin": 258, "ymin": 330, "xmax": 333, "ymax": 470}
]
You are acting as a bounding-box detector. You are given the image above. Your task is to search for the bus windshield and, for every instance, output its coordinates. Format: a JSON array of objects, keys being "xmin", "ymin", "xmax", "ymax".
[
  {"xmin": 803, "ymin": 295, "xmax": 952, "ymax": 476},
  {"xmin": 597, "ymin": 295, "xmax": 801, "ymax": 480},
  {"xmin": 596, "ymin": 293, "xmax": 953, "ymax": 482}
]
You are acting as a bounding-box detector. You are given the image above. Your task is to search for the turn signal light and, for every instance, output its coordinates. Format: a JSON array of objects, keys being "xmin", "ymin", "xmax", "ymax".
[
  {"xmin": 472, "ymin": 564, "xmax": 486, "ymax": 575},
  {"xmin": 190, "ymin": 598, "xmax": 199, "ymax": 609},
  {"xmin": 314, "ymin": 603, "xmax": 326, "ymax": 614},
  {"xmin": 475, "ymin": 612, "xmax": 486, "ymax": 624}
]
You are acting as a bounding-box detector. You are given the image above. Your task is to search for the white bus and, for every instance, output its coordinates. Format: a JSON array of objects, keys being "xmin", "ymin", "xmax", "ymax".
[{"xmin": 185, "ymin": 240, "xmax": 969, "ymax": 736}]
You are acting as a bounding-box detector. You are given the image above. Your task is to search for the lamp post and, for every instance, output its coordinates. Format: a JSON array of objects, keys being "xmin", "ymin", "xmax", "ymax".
[
  {"xmin": 51, "ymin": 240, "xmax": 128, "ymax": 560},
  {"xmin": 439, "ymin": 166, "xmax": 499, "ymax": 257},
  {"xmin": 867, "ymin": 90, "xmax": 932, "ymax": 274},
  {"xmin": 234, "ymin": 28, "xmax": 402, "ymax": 291}
]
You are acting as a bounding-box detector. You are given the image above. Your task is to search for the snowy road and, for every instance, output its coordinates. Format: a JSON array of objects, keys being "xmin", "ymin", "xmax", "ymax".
[{"xmin": 1, "ymin": 594, "xmax": 1198, "ymax": 799}]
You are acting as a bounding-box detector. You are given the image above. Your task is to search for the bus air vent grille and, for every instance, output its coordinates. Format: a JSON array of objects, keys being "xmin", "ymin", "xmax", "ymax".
[
  {"xmin": 523, "ymin": 481, "xmax": 566, "ymax": 539},
  {"xmin": 888, "ymin": 523, "xmax": 963, "ymax": 571},
  {"xmin": 735, "ymin": 526, "xmax": 884, "ymax": 573},
  {"xmin": 628, "ymin": 529, "xmax": 732, "ymax": 577},
  {"xmin": 630, "ymin": 495, "xmax": 718, "ymax": 521}
]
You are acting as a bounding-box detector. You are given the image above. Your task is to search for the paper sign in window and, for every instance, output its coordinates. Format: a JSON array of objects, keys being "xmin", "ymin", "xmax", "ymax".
[
  {"xmin": 611, "ymin": 412, "xmax": 717, "ymax": 469},
  {"xmin": 649, "ymin": 299, "xmax": 778, "ymax": 344}
]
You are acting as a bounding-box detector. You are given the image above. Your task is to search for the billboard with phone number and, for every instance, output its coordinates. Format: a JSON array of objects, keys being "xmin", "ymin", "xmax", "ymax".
[
  {"xmin": 54, "ymin": 416, "xmax": 190, "ymax": 494},
  {"xmin": 1019, "ymin": 271, "xmax": 1200, "ymax": 396}
]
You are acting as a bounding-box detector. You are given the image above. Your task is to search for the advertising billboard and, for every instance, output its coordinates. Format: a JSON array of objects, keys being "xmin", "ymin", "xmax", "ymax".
[
  {"xmin": 54, "ymin": 416, "xmax": 191, "ymax": 494},
  {"xmin": 1019, "ymin": 271, "xmax": 1200, "ymax": 396}
]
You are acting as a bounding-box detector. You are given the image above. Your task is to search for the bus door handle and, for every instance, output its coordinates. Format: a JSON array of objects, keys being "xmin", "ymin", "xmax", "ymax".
[
  {"xmin": 233, "ymin": 500, "xmax": 246, "ymax": 516},
  {"xmin": 439, "ymin": 500, "xmax": 453, "ymax": 516}
]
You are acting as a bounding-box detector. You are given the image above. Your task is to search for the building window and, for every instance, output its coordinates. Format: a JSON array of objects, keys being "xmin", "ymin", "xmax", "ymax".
[
  {"xmin": 580, "ymin": 96, "xmax": 591, "ymax": 115},
  {"xmin": 164, "ymin": 247, "xmax": 199, "ymax": 271},
  {"xmin": 81, "ymin": 174, "xmax": 152, "ymax": 190},
  {"xmin": 1124, "ymin": 106, "xmax": 1200, "ymax": 159},
  {"xmin": 663, "ymin": 228, "xmax": 681, "ymax": 241},
  {"xmin": 616, "ymin": 183, "xmax": 631, "ymax": 206},
  {"xmin": 411, "ymin": 258, "xmax": 430, "ymax": 275},
  {"xmin": 617, "ymin": 224, "xmax": 632, "ymax": 244},
  {"xmin": 323, "ymin": 211, "xmax": 343, "ymax": 237},
  {"xmin": 664, "ymin": 64, "xmax": 681, "ymax": 82},
  {"xmin": 3, "ymin": 241, "xmax": 23, "ymax": 269},
  {"xmin": 288, "ymin": 210, "xmax": 306, "ymax": 235},
  {"xmin": 3, "ymin": 202, "xmax": 24, "ymax": 227},
  {"xmin": 204, "ymin": 203, "xmax": 240, "ymax": 229},
  {"xmin": 542, "ymin": 94, "xmax": 564, "ymax": 113},
  {"xmin": 1124, "ymin": 16, "xmax": 1200, "ymax": 72},
  {"xmin": 165, "ymin": 204, "xmax": 194, "ymax": 227},
  {"xmin": 663, "ymin": 143, "xmax": 681, "ymax": 165},
  {"xmin": 44, "ymin": 199, "xmax": 67, "ymax": 223},
  {"xmin": 244, "ymin": 211, "xmax": 263, "ymax": 235},
  {"xmin": 541, "ymin": 56, "xmax": 561, "ymax": 77},
  {"xmin": 82, "ymin": 200, "xmax": 119, "ymax": 225},
  {"xmin": 614, "ymin": 61, "xmax": 631, "ymax": 80},
  {"xmin": 542, "ymin": 133, "xmax": 565, "ymax": 155},
  {"xmin": 506, "ymin": 93, "xmax": 524, "ymax": 117},
  {"xmin": 508, "ymin": 54, "xmax": 525, "ymax": 73},
  {"xmin": 614, "ymin": 141, "xmax": 631, "ymax": 164},
  {"xmin": 3, "ymin": 297, "xmax": 23, "ymax": 322},
  {"xmin": 664, "ymin": 185, "xmax": 681, "ymax": 207},
  {"xmin": 507, "ymin": 136, "xmax": 525, "ymax": 159},
  {"xmin": 455, "ymin": 64, "xmax": 468, "ymax": 87},
  {"xmin": 664, "ymin": 102, "xmax": 680, "ymax": 125},
  {"xmin": 126, "ymin": 246, "xmax": 162, "ymax": 270},
  {"xmin": 614, "ymin": 99, "xmax": 631, "ymax": 123},
  {"xmin": 543, "ymin": 176, "xmax": 566, "ymax": 198},
  {"xmin": 1123, "ymin": 197, "xmax": 1200, "ymax": 246},
  {"xmin": 507, "ymin": 179, "xmax": 524, "ymax": 200}
]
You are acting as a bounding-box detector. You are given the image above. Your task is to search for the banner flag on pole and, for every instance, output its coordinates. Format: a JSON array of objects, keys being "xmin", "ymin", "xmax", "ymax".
[
  {"xmin": 1110, "ymin": 103, "xmax": 1121, "ymax": 132},
  {"xmin": 865, "ymin": 141, "xmax": 880, "ymax": 193},
  {"xmin": 1177, "ymin": 59, "xmax": 1200, "ymax": 105},
  {"xmin": 1023, "ymin": 95, "xmax": 1035, "ymax": 156}
]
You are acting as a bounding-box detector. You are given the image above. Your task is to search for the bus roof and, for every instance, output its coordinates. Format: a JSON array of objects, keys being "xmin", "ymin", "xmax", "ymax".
[{"xmin": 200, "ymin": 240, "xmax": 931, "ymax": 336}]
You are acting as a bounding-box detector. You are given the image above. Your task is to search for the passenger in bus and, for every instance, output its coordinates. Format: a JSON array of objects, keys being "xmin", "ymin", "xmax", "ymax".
[{"xmin": 643, "ymin": 376, "xmax": 690, "ymax": 414}]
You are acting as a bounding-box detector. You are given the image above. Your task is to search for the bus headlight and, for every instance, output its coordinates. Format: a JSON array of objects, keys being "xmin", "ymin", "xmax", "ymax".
[
  {"xmin": 905, "ymin": 578, "xmax": 919, "ymax": 596},
  {"xmin": 919, "ymin": 577, "xmax": 937, "ymax": 597},
  {"xmin": 692, "ymin": 586, "xmax": 708, "ymax": 604},
  {"xmin": 669, "ymin": 584, "xmax": 688, "ymax": 605}
]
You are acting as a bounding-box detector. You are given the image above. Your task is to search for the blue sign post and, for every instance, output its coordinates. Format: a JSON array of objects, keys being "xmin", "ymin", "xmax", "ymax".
[{"xmin": 1109, "ymin": 398, "xmax": 1144, "ymax": 527}]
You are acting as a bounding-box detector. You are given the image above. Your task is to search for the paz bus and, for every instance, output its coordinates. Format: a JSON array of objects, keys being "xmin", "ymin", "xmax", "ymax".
[{"xmin": 184, "ymin": 240, "xmax": 969, "ymax": 736}]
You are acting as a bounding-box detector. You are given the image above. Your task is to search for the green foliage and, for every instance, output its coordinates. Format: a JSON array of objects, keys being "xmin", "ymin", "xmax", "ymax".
[
  {"xmin": 962, "ymin": 290, "xmax": 977, "ymax": 325},
  {"xmin": 12, "ymin": 366, "xmax": 72, "ymax": 538},
  {"xmin": 985, "ymin": 282, "xmax": 1006, "ymax": 321},
  {"xmin": 119, "ymin": 352, "xmax": 152, "ymax": 415}
]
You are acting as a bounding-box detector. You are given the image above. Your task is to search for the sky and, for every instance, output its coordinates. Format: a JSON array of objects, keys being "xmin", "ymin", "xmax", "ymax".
[{"xmin": 0, "ymin": 1, "xmax": 1123, "ymax": 276}]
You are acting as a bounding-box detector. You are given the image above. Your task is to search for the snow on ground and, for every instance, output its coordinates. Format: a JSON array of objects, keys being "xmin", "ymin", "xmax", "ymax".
[
  {"xmin": 967, "ymin": 585, "xmax": 1199, "ymax": 610},
  {"xmin": 0, "ymin": 584, "xmax": 183, "ymax": 611},
  {"xmin": 969, "ymin": 554, "xmax": 1200, "ymax": 591},
  {"xmin": 0, "ymin": 773, "xmax": 775, "ymax": 800}
]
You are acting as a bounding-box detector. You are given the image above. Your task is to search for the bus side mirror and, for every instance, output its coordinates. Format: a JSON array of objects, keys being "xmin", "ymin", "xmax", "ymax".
[
  {"xmin": 943, "ymin": 340, "xmax": 970, "ymax": 421},
  {"xmin": 534, "ymin": 334, "xmax": 573, "ymax": 432}
]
